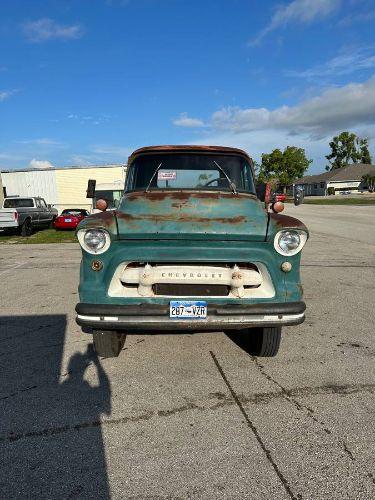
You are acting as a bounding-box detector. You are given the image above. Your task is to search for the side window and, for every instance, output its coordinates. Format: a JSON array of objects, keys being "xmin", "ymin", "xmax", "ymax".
[
  {"xmin": 241, "ymin": 161, "xmax": 252, "ymax": 192},
  {"xmin": 35, "ymin": 199, "xmax": 41, "ymax": 208},
  {"xmin": 40, "ymin": 199, "xmax": 47, "ymax": 208}
]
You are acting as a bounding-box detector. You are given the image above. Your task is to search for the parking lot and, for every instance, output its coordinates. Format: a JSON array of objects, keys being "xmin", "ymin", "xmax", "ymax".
[{"xmin": 1, "ymin": 204, "xmax": 375, "ymax": 499}]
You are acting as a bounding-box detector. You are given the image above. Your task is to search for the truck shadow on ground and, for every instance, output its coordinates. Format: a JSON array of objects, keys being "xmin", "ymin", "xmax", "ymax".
[
  {"xmin": 0, "ymin": 315, "xmax": 111, "ymax": 499},
  {"xmin": 224, "ymin": 329, "xmax": 256, "ymax": 356}
]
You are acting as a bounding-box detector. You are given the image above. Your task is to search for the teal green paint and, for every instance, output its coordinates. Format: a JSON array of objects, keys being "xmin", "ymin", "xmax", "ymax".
[
  {"xmin": 116, "ymin": 192, "xmax": 268, "ymax": 241},
  {"xmin": 78, "ymin": 238, "xmax": 303, "ymax": 305},
  {"xmin": 77, "ymin": 191, "xmax": 307, "ymax": 309}
]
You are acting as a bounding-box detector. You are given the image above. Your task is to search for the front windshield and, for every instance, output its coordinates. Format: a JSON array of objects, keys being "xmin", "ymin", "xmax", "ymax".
[{"xmin": 125, "ymin": 153, "xmax": 255, "ymax": 193}]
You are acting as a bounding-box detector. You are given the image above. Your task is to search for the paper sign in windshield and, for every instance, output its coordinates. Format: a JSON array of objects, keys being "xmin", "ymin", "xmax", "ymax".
[{"xmin": 158, "ymin": 171, "xmax": 177, "ymax": 181}]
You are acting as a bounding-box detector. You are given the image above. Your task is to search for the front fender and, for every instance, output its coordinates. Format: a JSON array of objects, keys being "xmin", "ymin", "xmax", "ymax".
[
  {"xmin": 266, "ymin": 213, "xmax": 309, "ymax": 241},
  {"xmin": 76, "ymin": 211, "xmax": 119, "ymax": 240}
]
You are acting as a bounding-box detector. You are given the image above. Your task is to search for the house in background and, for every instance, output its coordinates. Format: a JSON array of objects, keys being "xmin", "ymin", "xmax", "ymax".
[
  {"xmin": 0, "ymin": 163, "xmax": 126, "ymax": 213},
  {"xmin": 294, "ymin": 163, "xmax": 375, "ymax": 196}
]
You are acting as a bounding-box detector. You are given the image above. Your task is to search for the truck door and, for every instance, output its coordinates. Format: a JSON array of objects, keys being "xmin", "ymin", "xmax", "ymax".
[
  {"xmin": 33, "ymin": 198, "xmax": 42, "ymax": 224},
  {"xmin": 38, "ymin": 198, "xmax": 49, "ymax": 224}
]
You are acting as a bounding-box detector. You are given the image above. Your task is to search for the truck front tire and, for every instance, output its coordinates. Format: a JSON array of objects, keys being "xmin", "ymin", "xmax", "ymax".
[
  {"xmin": 92, "ymin": 330, "xmax": 126, "ymax": 358},
  {"xmin": 246, "ymin": 326, "xmax": 281, "ymax": 357}
]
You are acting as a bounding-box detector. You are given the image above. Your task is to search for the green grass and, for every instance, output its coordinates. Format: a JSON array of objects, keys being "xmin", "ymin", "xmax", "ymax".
[
  {"xmin": 0, "ymin": 228, "xmax": 78, "ymax": 244},
  {"xmin": 303, "ymin": 197, "xmax": 375, "ymax": 205}
]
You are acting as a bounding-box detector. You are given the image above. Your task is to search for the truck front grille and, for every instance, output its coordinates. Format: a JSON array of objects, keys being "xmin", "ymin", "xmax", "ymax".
[
  {"xmin": 153, "ymin": 283, "xmax": 230, "ymax": 297},
  {"xmin": 108, "ymin": 262, "xmax": 275, "ymax": 299}
]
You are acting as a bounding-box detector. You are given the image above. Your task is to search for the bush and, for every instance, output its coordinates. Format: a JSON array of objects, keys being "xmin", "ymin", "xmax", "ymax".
[{"xmin": 327, "ymin": 187, "xmax": 335, "ymax": 196}]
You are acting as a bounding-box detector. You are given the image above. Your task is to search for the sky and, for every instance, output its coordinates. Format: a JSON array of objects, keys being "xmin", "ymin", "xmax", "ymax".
[{"xmin": 1, "ymin": 0, "xmax": 375, "ymax": 173}]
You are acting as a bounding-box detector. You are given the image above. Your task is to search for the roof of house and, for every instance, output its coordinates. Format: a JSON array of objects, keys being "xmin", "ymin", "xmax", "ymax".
[
  {"xmin": 295, "ymin": 163, "xmax": 375, "ymax": 184},
  {"xmin": 128, "ymin": 145, "xmax": 253, "ymax": 163}
]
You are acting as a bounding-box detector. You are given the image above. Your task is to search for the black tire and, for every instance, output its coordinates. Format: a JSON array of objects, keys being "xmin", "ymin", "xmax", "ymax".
[
  {"xmin": 20, "ymin": 218, "xmax": 33, "ymax": 237},
  {"xmin": 93, "ymin": 330, "xmax": 126, "ymax": 358},
  {"xmin": 245, "ymin": 326, "xmax": 281, "ymax": 357}
]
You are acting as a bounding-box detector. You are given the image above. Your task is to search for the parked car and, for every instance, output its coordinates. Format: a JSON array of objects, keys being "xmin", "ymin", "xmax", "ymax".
[
  {"xmin": 0, "ymin": 196, "xmax": 58, "ymax": 236},
  {"xmin": 75, "ymin": 145, "xmax": 308, "ymax": 358},
  {"xmin": 274, "ymin": 193, "xmax": 286, "ymax": 202},
  {"xmin": 54, "ymin": 209, "xmax": 90, "ymax": 230}
]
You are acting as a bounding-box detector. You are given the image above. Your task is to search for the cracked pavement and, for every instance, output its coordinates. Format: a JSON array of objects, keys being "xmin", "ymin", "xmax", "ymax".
[{"xmin": 0, "ymin": 205, "xmax": 374, "ymax": 499}]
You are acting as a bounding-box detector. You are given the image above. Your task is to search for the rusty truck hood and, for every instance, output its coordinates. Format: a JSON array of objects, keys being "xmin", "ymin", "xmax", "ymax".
[{"xmin": 116, "ymin": 190, "xmax": 267, "ymax": 241}]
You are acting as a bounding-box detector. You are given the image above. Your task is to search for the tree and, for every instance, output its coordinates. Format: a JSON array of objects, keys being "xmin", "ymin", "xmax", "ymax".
[
  {"xmin": 325, "ymin": 132, "xmax": 372, "ymax": 171},
  {"xmin": 258, "ymin": 146, "xmax": 312, "ymax": 191},
  {"xmin": 358, "ymin": 138, "xmax": 372, "ymax": 164},
  {"xmin": 362, "ymin": 174, "xmax": 375, "ymax": 192}
]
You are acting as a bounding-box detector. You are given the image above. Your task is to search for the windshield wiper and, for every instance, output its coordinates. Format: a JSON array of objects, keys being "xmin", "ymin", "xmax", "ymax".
[
  {"xmin": 213, "ymin": 161, "xmax": 237, "ymax": 194},
  {"xmin": 145, "ymin": 162, "xmax": 163, "ymax": 193}
]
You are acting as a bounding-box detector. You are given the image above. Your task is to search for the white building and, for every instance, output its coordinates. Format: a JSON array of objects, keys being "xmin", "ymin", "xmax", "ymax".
[
  {"xmin": 0, "ymin": 164, "xmax": 126, "ymax": 213},
  {"xmin": 295, "ymin": 163, "xmax": 375, "ymax": 196}
]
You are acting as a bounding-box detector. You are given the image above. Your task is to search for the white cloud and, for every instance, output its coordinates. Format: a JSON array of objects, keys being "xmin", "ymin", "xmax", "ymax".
[
  {"xmin": 22, "ymin": 18, "xmax": 84, "ymax": 43},
  {"xmin": 202, "ymin": 76, "xmax": 375, "ymax": 138},
  {"xmin": 173, "ymin": 112, "xmax": 205, "ymax": 128},
  {"xmin": 29, "ymin": 159, "xmax": 54, "ymax": 169},
  {"xmin": 250, "ymin": 0, "xmax": 341, "ymax": 45},
  {"xmin": 16, "ymin": 138, "xmax": 62, "ymax": 146},
  {"xmin": 175, "ymin": 75, "xmax": 375, "ymax": 170},
  {"xmin": 0, "ymin": 89, "xmax": 17, "ymax": 101},
  {"xmin": 176, "ymin": 76, "xmax": 375, "ymax": 171},
  {"xmin": 190, "ymin": 129, "xmax": 329, "ymax": 170},
  {"xmin": 286, "ymin": 46, "xmax": 375, "ymax": 79}
]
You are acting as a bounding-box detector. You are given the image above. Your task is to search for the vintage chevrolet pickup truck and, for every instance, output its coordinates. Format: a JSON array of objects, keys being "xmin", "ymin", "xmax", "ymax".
[{"xmin": 76, "ymin": 145, "xmax": 308, "ymax": 358}]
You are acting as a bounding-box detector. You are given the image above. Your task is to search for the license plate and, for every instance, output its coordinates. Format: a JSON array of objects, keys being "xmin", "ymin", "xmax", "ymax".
[
  {"xmin": 65, "ymin": 218, "xmax": 72, "ymax": 222},
  {"xmin": 170, "ymin": 301, "xmax": 207, "ymax": 319}
]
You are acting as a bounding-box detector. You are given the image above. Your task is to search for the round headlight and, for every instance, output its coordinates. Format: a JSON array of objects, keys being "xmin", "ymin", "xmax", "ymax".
[
  {"xmin": 84, "ymin": 229, "xmax": 106, "ymax": 251},
  {"xmin": 279, "ymin": 231, "xmax": 300, "ymax": 252},
  {"xmin": 274, "ymin": 230, "xmax": 307, "ymax": 256},
  {"xmin": 77, "ymin": 228, "xmax": 111, "ymax": 254}
]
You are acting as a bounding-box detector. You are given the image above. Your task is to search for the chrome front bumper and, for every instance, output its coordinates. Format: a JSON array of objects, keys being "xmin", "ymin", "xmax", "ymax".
[{"xmin": 76, "ymin": 302, "xmax": 306, "ymax": 331}]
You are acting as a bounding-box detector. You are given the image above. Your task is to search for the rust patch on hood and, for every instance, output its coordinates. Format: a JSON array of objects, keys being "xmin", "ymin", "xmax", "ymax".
[
  {"xmin": 87, "ymin": 211, "xmax": 116, "ymax": 223},
  {"xmin": 77, "ymin": 210, "xmax": 117, "ymax": 232},
  {"xmin": 118, "ymin": 212, "xmax": 247, "ymax": 224}
]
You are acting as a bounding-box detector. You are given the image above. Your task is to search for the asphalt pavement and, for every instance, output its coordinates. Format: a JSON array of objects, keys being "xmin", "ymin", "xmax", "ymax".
[{"xmin": 0, "ymin": 205, "xmax": 374, "ymax": 499}]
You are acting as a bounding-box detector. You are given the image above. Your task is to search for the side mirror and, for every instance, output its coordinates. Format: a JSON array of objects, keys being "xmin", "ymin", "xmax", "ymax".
[
  {"xmin": 96, "ymin": 199, "xmax": 108, "ymax": 211},
  {"xmin": 87, "ymin": 179, "xmax": 96, "ymax": 199},
  {"xmin": 294, "ymin": 186, "xmax": 304, "ymax": 206},
  {"xmin": 256, "ymin": 182, "xmax": 271, "ymax": 204}
]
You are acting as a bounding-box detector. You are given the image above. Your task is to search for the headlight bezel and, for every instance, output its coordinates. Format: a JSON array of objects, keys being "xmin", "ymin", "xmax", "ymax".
[
  {"xmin": 77, "ymin": 228, "xmax": 111, "ymax": 255},
  {"xmin": 274, "ymin": 229, "xmax": 308, "ymax": 257}
]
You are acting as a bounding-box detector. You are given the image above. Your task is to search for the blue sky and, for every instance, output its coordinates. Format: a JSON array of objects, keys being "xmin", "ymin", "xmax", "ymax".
[{"xmin": 1, "ymin": 0, "xmax": 375, "ymax": 172}]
